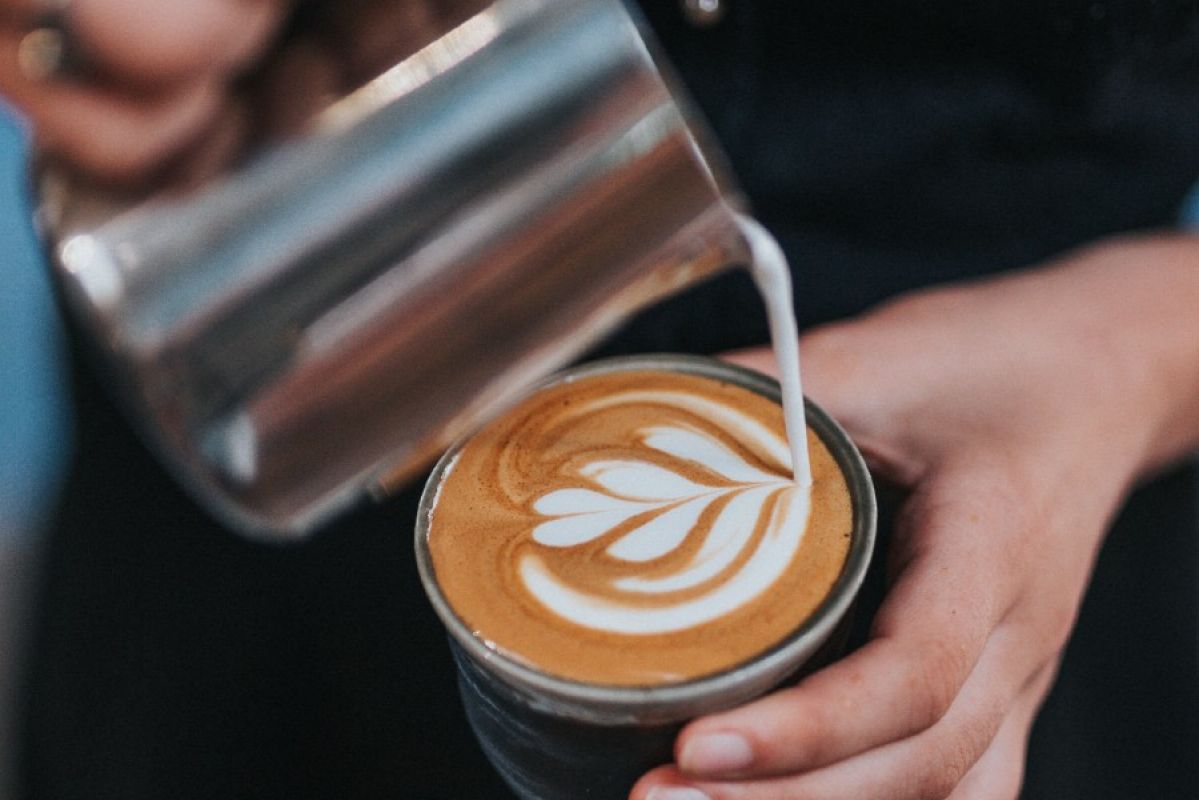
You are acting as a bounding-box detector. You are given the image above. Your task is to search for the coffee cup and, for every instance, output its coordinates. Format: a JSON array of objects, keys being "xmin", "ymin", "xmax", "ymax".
[{"xmin": 415, "ymin": 354, "xmax": 876, "ymax": 799}]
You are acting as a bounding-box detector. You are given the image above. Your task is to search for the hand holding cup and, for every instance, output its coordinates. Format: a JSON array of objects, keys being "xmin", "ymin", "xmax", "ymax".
[{"xmin": 634, "ymin": 235, "xmax": 1199, "ymax": 800}]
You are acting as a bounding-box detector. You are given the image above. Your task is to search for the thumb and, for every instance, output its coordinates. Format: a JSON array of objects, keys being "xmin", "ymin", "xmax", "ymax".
[
  {"xmin": 720, "ymin": 327, "xmax": 918, "ymax": 485},
  {"xmin": 720, "ymin": 345, "xmax": 778, "ymax": 378},
  {"xmin": 720, "ymin": 323, "xmax": 871, "ymax": 416}
]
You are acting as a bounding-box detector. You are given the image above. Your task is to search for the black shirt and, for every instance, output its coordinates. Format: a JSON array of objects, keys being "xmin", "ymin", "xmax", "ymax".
[{"xmin": 613, "ymin": 0, "xmax": 1199, "ymax": 342}]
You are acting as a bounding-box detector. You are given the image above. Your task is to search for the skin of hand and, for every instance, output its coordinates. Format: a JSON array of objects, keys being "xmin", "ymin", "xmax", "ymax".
[
  {"xmin": 631, "ymin": 232, "xmax": 1199, "ymax": 800},
  {"xmin": 0, "ymin": 0, "xmax": 478, "ymax": 186},
  {"xmin": 0, "ymin": 0, "xmax": 290, "ymax": 183}
]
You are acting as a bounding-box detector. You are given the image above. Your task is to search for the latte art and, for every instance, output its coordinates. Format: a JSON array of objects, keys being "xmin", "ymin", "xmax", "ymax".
[
  {"xmin": 428, "ymin": 369, "xmax": 852, "ymax": 685},
  {"xmin": 522, "ymin": 390, "xmax": 810, "ymax": 635}
]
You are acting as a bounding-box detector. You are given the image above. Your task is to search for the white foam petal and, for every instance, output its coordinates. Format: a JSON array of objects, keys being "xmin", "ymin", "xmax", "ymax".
[
  {"xmin": 696, "ymin": 485, "xmax": 774, "ymax": 561},
  {"xmin": 642, "ymin": 425, "xmax": 780, "ymax": 484},
  {"xmin": 532, "ymin": 508, "xmax": 641, "ymax": 548},
  {"xmin": 585, "ymin": 391, "xmax": 791, "ymax": 473},
  {"xmin": 521, "ymin": 483, "xmax": 812, "ymax": 635},
  {"xmin": 615, "ymin": 485, "xmax": 777, "ymax": 593},
  {"xmin": 533, "ymin": 488, "xmax": 649, "ymax": 516},
  {"xmin": 606, "ymin": 496, "xmax": 712, "ymax": 562},
  {"xmin": 580, "ymin": 460, "xmax": 710, "ymax": 500}
]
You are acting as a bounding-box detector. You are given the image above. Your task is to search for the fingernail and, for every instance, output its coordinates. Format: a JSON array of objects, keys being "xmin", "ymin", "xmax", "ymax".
[
  {"xmin": 646, "ymin": 788, "xmax": 711, "ymax": 800},
  {"xmin": 679, "ymin": 731, "xmax": 754, "ymax": 775}
]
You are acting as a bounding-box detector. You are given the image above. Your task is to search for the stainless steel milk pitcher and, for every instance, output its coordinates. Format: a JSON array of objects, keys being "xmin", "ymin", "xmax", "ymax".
[{"xmin": 40, "ymin": 0, "xmax": 749, "ymax": 538}]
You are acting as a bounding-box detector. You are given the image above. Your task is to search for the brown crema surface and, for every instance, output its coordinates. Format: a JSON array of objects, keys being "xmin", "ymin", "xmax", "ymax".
[{"xmin": 427, "ymin": 370, "xmax": 852, "ymax": 686}]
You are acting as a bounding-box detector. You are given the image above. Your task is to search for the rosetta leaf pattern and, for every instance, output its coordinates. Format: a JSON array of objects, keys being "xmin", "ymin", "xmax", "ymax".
[{"xmin": 531, "ymin": 424, "xmax": 788, "ymax": 566}]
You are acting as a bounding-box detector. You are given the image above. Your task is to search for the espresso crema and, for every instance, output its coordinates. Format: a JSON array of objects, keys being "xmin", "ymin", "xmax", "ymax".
[{"xmin": 426, "ymin": 369, "xmax": 852, "ymax": 685}]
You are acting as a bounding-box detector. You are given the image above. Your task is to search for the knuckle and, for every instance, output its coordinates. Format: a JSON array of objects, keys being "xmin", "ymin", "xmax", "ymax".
[
  {"xmin": 907, "ymin": 638, "xmax": 969, "ymax": 729},
  {"xmin": 789, "ymin": 705, "xmax": 834, "ymax": 766},
  {"xmin": 913, "ymin": 761, "xmax": 961, "ymax": 800},
  {"xmin": 935, "ymin": 742, "xmax": 977, "ymax": 797},
  {"xmin": 912, "ymin": 713, "xmax": 996, "ymax": 800},
  {"xmin": 913, "ymin": 736, "xmax": 979, "ymax": 800}
]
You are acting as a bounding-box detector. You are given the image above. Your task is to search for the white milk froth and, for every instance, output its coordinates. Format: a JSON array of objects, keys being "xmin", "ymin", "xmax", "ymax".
[{"xmin": 522, "ymin": 388, "xmax": 811, "ymax": 634}]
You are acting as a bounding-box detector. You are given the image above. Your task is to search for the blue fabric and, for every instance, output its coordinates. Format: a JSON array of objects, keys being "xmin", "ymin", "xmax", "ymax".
[
  {"xmin": 0, "ymin": 107, "xmax": 70, "ymax": 539},
  {"xmin": 1181, "ymin": 183, "xmax": 1199, "ymax": 228}
]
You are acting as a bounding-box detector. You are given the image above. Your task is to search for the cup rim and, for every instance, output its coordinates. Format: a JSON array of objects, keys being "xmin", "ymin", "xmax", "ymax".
[{"xmin": 414, "ymin": 354, "xmax": 877, "ymax": 723}]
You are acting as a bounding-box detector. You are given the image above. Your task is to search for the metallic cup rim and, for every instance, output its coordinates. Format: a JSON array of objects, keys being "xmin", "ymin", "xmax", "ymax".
[{"xmin": 415, "ymin": 354, "xmax": 877, "ymax": 725}]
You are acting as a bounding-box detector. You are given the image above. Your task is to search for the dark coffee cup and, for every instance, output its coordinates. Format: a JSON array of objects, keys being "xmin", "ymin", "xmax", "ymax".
[{"xmin": 415, "ymin": 355, "xmax": 877, "ymax": 800}]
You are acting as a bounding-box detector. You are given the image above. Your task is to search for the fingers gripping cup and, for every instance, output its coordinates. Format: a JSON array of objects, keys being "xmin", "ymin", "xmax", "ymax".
[{"xmin": 415, "ymin": 355, "xmax": 876, "ymax": 799}]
